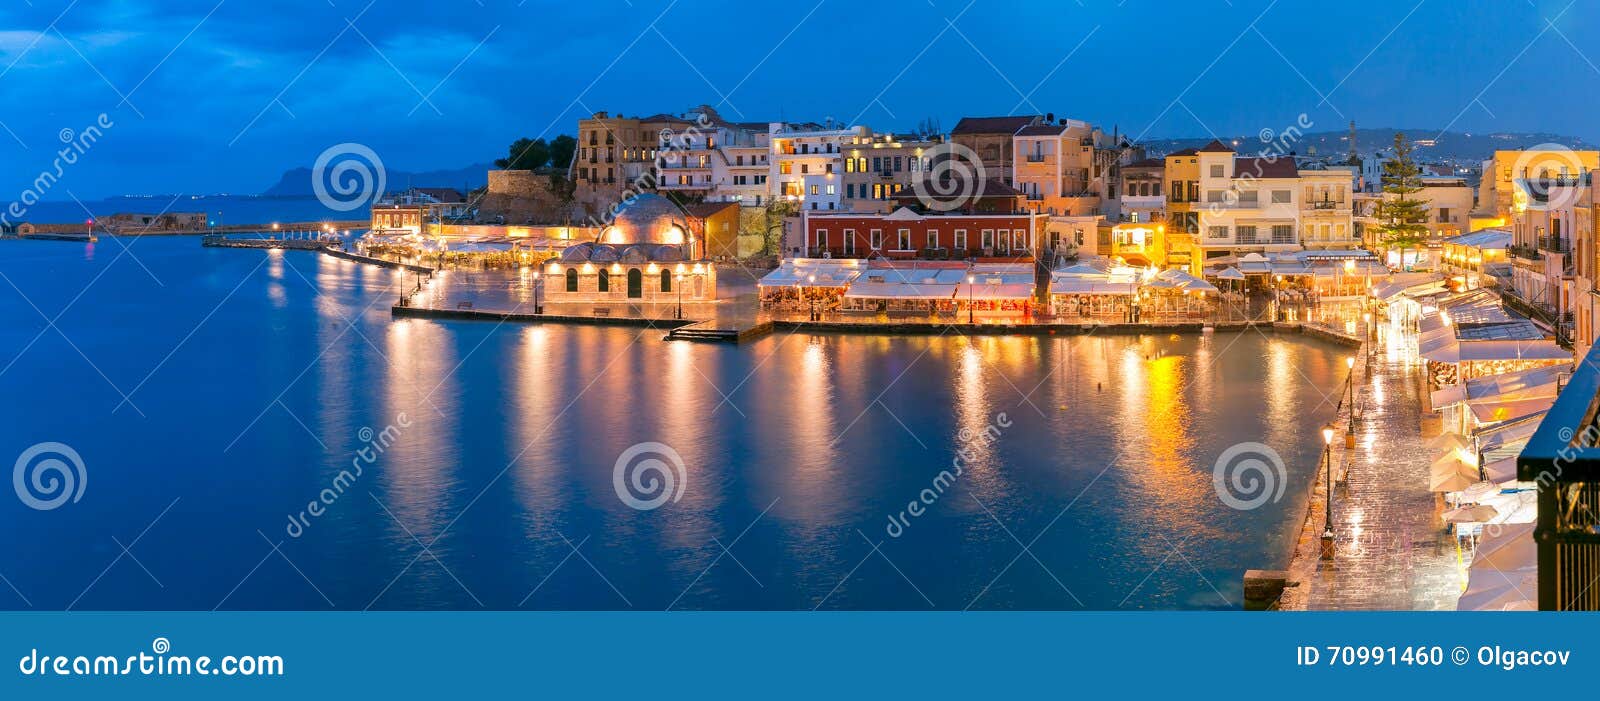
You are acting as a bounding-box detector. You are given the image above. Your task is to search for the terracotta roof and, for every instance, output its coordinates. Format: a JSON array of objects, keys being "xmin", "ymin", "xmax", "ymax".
[
  {"xmin": 1167, "ymin": 148, "xmax": 1199, "ymax": 157},
  {"xmin": 1233, "ymin": 156, "xmax": 1298, "ymax": 179},
  {"xmin": 1197, "ymin": 139, "xmax": 1234, "ymax": 153},
  {"xmin": 952, "ymin": 115, "xmax": 1039, "ymax": 135}
]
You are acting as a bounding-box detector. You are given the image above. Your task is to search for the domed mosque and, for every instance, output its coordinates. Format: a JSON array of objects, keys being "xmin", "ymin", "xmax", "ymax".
[{"xmin": 544, "ymin": 193, "xmax": 717, "ymax": 304}]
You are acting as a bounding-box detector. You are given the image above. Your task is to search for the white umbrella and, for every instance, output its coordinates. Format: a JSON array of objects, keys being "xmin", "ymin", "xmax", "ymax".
[
  {"xmin": 1428, "ymin": 432, "xmax": 1471, "ymax": 452},
  {"xmin": 1431, "ymin": 462, "xmax": 1480, "ymax": 492},
  {"xmin": 1460, "ymin": 480, "xmax": 1501, "ymax": 503},
  {"xmin": 1442, "ymin": 504, "xmax": 1498, "ymax": 524},
  {"xmin": 1457, "ymin": 568, "xmax": 1538, "ymax": 611},
  {"xmin": 1471, "ymin": 523, "xmax": 1535, "ymax": 572}
]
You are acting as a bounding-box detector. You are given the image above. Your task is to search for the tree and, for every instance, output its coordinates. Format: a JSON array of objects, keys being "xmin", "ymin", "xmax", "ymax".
[
  {"xmin": 1374, "ymin": 133, "xmax": 1430, "ymax": 270},
  {"xmin": 495, "ymin": 138, "xmax": 550, "ymax": 170},
  {"xmin": 549, "ymin": 135, "xmax": 577, "ymax": 170},
  {"xmin": 761, "ymin": 199, "xmax": 798, "ymax": 257},
  {"xmin": 913, "ymin": 117, "xmax": 943, "ymax": 140}
]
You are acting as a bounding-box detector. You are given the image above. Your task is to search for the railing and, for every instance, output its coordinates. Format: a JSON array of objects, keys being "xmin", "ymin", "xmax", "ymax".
[
  {"xmin": 1310, "ymin": 200, "xmax": 1345, "ymax": 210},
  {"xmin": 1539, "ymin": 237, "xmax": 1571, "ymax": 254},
  {"xmin": 1518, "ymin": 343, "xmax": 1598, "ymax": 609},
  {"xmin": 1509, "ymin": 244, "xmax": 1544, "ymax": 261},
  {"xmin": 1026, "ymin": 154, "xmax": 1046, "ymax": 162}
]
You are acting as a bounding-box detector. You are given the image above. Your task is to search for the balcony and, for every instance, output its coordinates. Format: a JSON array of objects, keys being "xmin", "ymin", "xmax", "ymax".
[
  {"xmin": 1025, "ymin": 154, "xmax": 1046, "ymax": 163},
  {"xmin": 1516, "ymin": 343, "xmax": 1595, "ymax": 609},
  {"xmin": 1539, "ymin": 237, "xmax": 1571, "ymax": 255},
  {"xmin": 1310, "ymin": 200, "xmax": 1346, "ymax": 210},
  {"xmin": 1509, "ymin": 244, "xmax": 1544, "ymax": 261}
]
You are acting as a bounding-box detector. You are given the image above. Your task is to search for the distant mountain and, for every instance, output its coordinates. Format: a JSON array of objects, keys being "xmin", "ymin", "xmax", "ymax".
[
  {"xmin": 1139, "ymin": 129, "xmax": 1597, "ymax": 167},
  {"xmin": 261, "ymin": 163, "xmax": 492, "ymax": 197}
]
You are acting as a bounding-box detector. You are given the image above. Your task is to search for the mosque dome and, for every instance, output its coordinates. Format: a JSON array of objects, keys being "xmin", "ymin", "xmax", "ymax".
[{"xmin": 601, "ymin": 193, "xmax": 689, "ymax": 246}]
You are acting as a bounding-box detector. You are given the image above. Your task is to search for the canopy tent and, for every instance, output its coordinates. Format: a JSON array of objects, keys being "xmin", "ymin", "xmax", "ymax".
[
  {"xmin": 1427, "ymin": 432, "xmax": 1471, "ymax": 452},
  {"xmin": 1472, "ymin": 523, "xmax": 1535, "ymax": 572},
  {"xmin": 1431, "ymin": 364, "xmax": 1566, "ymax": 409},
  {"xmin": 1049, "ymin": 277, "xmax": 1137, "ymax": 296},
  {"xmin": 1430, "ymin": 459, "xmax": 1481, "ymax": 493},
  {"xmin": 1420, "ymin": 339, "xmax": 1569, "ymax": 364},
  {"xmin": 842, "ymin": 282, "xmax": 957, "ymax": 300},
  {"xmin": 1457, "ymin": 568, "xmax": 1538, "ymax": 611},
  {"xmin": 1466, "ymin": 396, "xmax": 1557, "ymax": 427},
  {"xmin": 758, "ymin": 259, "xmax": 864, "ymax": 288},
  {"xmin": 1211, "ymin": 267, "xmax": 1246, "ymax": 281},
  {"xmin": 1442, "ymin": 504, "xmax": 1499, "ymax": 524}
]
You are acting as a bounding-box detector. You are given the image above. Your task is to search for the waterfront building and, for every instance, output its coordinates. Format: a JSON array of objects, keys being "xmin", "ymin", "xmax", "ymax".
[
  {"xmin": 1296, "ymin": 168, "xmax": 1356, "ymax": 251},
  {"xmin": 1475, "ymin": 148, "xmax": 1599, "ymax": 220},
  {"xmin": 771, "ymin": 120, "xmax": 865, "ymax": 212},
  {"xmin": 655, "ymin": 106, "xmax": 772, "ymax": 206},
  {"xmin": 1561, "ymin": 176, "xmax": 1600, "ymax": 357},
  {"xmin": 1193, "ymin": 140, "xmax": 1304, "ymax": 264},
  {"xmin": 1439, "ymin": 229, "xmax": 1511, "ymax": 291},
  {"xmin": 1116, "ymin": 158, "xmax": 1167, "ymax": 224},
  {"xmin": 755, "ymin": 258, "xmax": 863, "ymax": 313},
  {"xmin": 681, "ymin": 201, "xmax": 742, "ymax": 260},
  {"xmin": 1011, "ymin": 120, "xmax": 1101, "ymax": 216},
  {"xmin": 1417, "ymin": 289, "xmax": 1569, "ymax": 388},
  {"xmin": 1163, "ymin": 147, "xmax": 1201, "ymax": 237},
  {"xmin": 570, "ymin": 111, "xmax": 679, "ymax": 214},
  {"xmin": 542, "ymin": 193, "xmax": 716, "ymax": 304},
  {"xmin": 796, "ymin": 203, "xmax": 1047, "ymax": 262},
  {"xmin": 1507, "ymin": 176, "xmax": 1588, "ymax": 337},
  {"xmin": 838, "ymin": 131, "xmax": 940, "ymax": 214},
  {"xmin": 950, "ymin": 115, "xmax": 1042, "ymax": 176}
]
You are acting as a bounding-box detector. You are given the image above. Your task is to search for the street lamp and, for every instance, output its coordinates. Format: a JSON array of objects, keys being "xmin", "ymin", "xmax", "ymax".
[
  {"xmin": 531, "ymin": 270, "xmax": 542, "ymax": 314},
  {"xmin": 676, "ymin": 273, "xmax": 685, "ymax": 320},
  {"xmin": 967, "ymin": 274, "xmax": 975, "ymax": 324},
  {"xmin": 1345, "ymin": 356, "xmax": 1357, "ymax": 445},
  {"xmin": 1320, "ymin": 422, "xmax": 1337, "ymax": 560},
  {"xmin": 807, "ymin": 274, "xmax": 818, "ymax": 321}
]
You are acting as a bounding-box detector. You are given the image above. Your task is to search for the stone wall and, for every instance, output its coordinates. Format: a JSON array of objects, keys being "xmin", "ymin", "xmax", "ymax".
[{"xmin": 478, "ymin": 169, "xmax": 584, "ymax": 225}]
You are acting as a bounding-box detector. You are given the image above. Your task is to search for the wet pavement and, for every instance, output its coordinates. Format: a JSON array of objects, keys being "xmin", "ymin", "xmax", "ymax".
[{"xmin": 1279, "ymin": 315, "xmax": 1468, "ymax": 610}]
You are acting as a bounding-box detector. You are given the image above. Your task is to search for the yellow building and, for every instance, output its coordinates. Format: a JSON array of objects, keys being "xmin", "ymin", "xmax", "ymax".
[{"xmin": 1476, "ymin": 148, "xmax": 1599, "ymax": 219}]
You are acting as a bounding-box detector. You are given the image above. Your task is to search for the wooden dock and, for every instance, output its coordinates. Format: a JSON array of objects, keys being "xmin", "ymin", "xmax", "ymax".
[{"xmin": 665, "ymin": 320, "xmax": 775, "ymax": 344}]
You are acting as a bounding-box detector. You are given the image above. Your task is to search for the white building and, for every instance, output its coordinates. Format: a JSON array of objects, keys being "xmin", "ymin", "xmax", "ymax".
[{"xmin": 770, "ymin": 121, "xmax": 866, "ymax": 212}]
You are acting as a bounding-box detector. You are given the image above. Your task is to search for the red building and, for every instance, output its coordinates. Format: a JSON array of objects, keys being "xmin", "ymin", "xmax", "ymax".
[{"xmin": 798, "ymin": 207, "xmax": 1049, "ymax": 262}]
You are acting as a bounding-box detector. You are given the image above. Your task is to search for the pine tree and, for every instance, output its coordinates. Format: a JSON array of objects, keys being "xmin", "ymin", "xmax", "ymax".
[{"xmin": 1374, "ymin": 133, "xmax": 1431, "ymax": 270}]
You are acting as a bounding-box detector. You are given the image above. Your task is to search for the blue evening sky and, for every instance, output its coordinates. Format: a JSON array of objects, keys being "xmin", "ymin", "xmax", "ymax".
[{"xmin": 1, "ymin": 0, "xmax": 1596, "ymax": 197}]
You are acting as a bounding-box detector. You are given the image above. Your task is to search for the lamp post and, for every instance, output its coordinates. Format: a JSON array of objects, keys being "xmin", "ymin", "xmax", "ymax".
[
  {"xmin": 1320, "ymin": 422, "xmax": 1337, "ymax": 560},
  {"xmin": 676, "ymin": 273, "xmax": 685, "ymax": 320},
  {"xmin": 807, "ymin": 274, "xmax": 817, "ymax": 321},
  {"xmin": 1345, "ymin": 356, "xmax": 1357, "ymax": 449},
  {"xmin": 967, "ymin": 274, "xmax": 976, "ymax": 324},
  {"xmin": 532, "ymin": 270, "xmax": 542, "ymax": 314}
]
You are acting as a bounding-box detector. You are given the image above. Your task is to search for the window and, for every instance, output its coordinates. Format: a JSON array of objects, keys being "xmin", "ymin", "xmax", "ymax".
[
  {"xmin": 1238, "ymin": 190, "xmax": 1258, "ymax": 204},
  {"xmin": 981, "ymin": 229, "xmax": 994, "ymax": 249},
  {"xmin": 1271, "ymin": 225, "xmax": 1294, "ymax": 244},
  {"xmin": 826, "ymin": 185, "xmax": 836, "ymax": 196},
  {"xmin": 1208, "ymin": 225, "xmax": 1230, "ymax": 240},
  {"xmin": 1237, "ymin": 226, "xmax": 1258, "ymax": 244},
  {"xmin": 1209, "ymin": 164, "xmax": 1224, "ymax": 178},
  {"xmin": 954, "ymin": 229, "xmax": 968, "ymax": 250},
  {"xmin": 926, "ymin": 230, "xmax": 939, "ymax": 249},
  {"xmin": 661, "ymin": 269, "xmax": 672, "ymax": 292},
  {"xmin": 869, "ymin": 229, "xmax": 884, "ymax": 250},
  {"xmin": 897, "ymin": 228, "xmax": 911, "ymax": 250},
  {"xmin": 996, "ymin": 229, "xmax": 1010, "ymax": 253},
  {"xmin": 1271, "ymin": 190, "xmax": 1291, "ymax": 204},
  {"xmin": 815, "ymin": 229, "xmax": 829, "ymax": 249},
  {"xmin": 597, "ymin": 269, "xmax": 610, "ymax": 292},
  {"xmin": 809, "ymin": 184, "xmax": 818, "ymax": 196},
  {"xmin": 843, "ymin": 229, "xmax": 856, "ymax": 255},
  {"xmin": 565, "ymin": 268, "xmax": 578, "ymax": 292},
  {"xmin": 1206, "ymin": 190, "xmax": 1225, "ymax": 203}
]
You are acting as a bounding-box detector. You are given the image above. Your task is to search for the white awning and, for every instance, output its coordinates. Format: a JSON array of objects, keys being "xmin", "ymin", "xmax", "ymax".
[
  {"xmin": 843, "ymin": 282, "xmax": 956, "ymax": 300},
  {"xmin": 957, "ymin": 283, "xmax": 1036, "ymax": 300},
  {"xmin": 1050, "ymin": 278, "xmax": 1136, "ymax": 295}
]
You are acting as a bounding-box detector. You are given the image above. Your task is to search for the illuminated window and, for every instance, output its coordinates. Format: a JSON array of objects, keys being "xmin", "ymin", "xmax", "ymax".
[
  {"xmin": 897, "ymin": 229, "xmax": 911, "ymax": 249},
  {"xmin": 869, "ymin": 229, "xmax": 883, "ymax": 249},
  {"xmin": 954, "ymin": 229, "xmax": 967, "ymax": 250},
  {"xmin": 926, "ymin": 230, "xmax": 939, "ymax": 249}
]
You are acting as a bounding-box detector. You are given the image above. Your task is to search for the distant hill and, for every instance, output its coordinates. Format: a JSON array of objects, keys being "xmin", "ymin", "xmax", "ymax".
[
  {"xmin": 1140, "ymin": 129, "xmax": 1597, "ymax": 166},
  {"xmin": 261, "ymin": 163, "xmax": 492, "ymax": 197}
]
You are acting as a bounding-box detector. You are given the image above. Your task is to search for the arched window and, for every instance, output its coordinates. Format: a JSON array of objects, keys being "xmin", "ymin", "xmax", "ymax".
[
  {"xmin": 598, "ymin": 269, "xmax": 610, "ymax": 292},
  {"xmin": 565, "ymin": 268, "xmax": 578, "ymax": 292},
  {"xmin": 661, "ymin": 269, "xmax": 673, "ymax": 292}
]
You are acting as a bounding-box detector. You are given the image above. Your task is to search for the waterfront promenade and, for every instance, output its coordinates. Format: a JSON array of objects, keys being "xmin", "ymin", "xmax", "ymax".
[{"xmin": 1278, "ymin": 317, "xmax": 1465, "ymax": 610}]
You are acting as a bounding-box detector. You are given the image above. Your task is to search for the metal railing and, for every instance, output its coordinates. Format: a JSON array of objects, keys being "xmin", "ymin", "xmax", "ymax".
[{"xmin": 1518, "ymin": 343, "xmax": 1599, "ymax": 609}]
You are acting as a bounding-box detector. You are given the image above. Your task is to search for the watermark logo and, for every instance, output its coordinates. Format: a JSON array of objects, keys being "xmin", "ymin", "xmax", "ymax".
[
  {"xmin": 913, "ymin": 142, "xmax": 986, "ymax": 212},
  {"xmin": 612, "ymin": 441, "xmax": 687, "ymax": 511},
  {"xmin": 1211, "ymin": 442, "xmax": 1286, "ymax": 511},
  {"xmin": 13, "ymin": 442, "xmax": 86, "ymax": 511},
  {"xmin": 311, "ymin": 143, "xmax": 386, "ymax": 212},
  {"xmin": 886, "ymin": 412, "xmax": 1011, "ymax": 538},
  {"xmin": 1512, "ymin": 144, "xmax": 1586, "ymax": 212},
  {"xmin": 1, "ymin": 113, "xmax": 115, "ymax": 230},
  {"xmin": 284, "ymin": 414, "xmax": 409, "ymax": 538}
]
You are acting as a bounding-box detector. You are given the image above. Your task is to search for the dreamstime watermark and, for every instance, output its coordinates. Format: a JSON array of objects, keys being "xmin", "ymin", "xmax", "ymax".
[
  {"xmin": 311, "ymin": 142, "xmax": 387, "ymax": 212},
  {"xmin": 18, "ymin": 637, "xmax": 284, "ymax": 677},
  {"xmin": 1, "ymin": 113, "xmax": 115, "ymax": 229},
  {"xmin": 13, "ymin": 442, "xmax": 87, "ymax": 511},
  {"xmin": 284, "ymin": 414, "xmax": 410, "ymax": 538},
  {"xmin": 885, "ymin": 412, "xmax": 1012, "ymax": 538},
  {"xmin": 582, "ymin": 112, "xmax": 719, "ymax": 232},
  {"xmin": 1512, "ymin": 144, "xmax": 1587, "ymax": 212},
  {"xmin": 912, "ymin": 142, "xmax": 987, "ymax": 212},
  {"xmin": 1204, "ymin": 113, "xmax": 1313, "ymax": 217},
  {"xmin": 612, "ymin": 441, "xmax": 687, "ymax": 511},
  {"xmin": 1211, "ymin": 441, "xmax": 1287, "ymax": 511}
]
